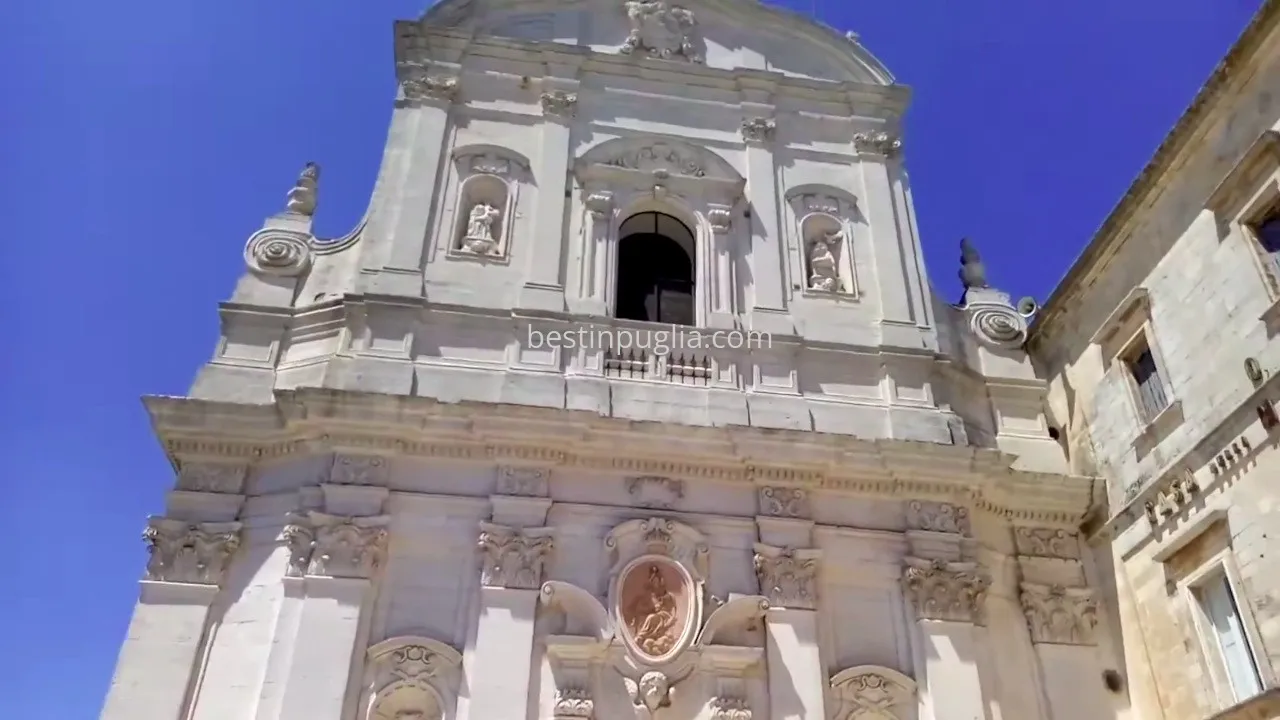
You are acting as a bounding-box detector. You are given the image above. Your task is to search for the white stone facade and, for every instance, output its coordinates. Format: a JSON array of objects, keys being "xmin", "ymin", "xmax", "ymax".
[{"xmin": 100, "ymin": 2, "xmax": 1117, "ymax": 720}]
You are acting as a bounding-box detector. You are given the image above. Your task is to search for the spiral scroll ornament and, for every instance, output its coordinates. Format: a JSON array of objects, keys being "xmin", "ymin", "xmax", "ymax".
[
  {"xmin": 244, "ymin": 229, "xmax": 312, "ymax": 277},
  {"xmin": 967, "ymin": 304, "xmax": 1027, "ymax": 349}
]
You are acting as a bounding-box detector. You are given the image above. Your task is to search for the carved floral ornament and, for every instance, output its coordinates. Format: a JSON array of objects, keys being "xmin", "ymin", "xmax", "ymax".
[
  {"xmin": 541, "ymin": 90, "xmax": 578, "ymax": 117},
  {"xmin": 1020, "ymin": 583, "xmax": 1099, "ymax": 646},
  {"xmin": 905, "ymin": 500, "xmax": 971, "ymax": 536},
  {"xmin": 758, "ymin": 486, "xmax": 809, "ymax": 518},
  {"xmin": 575, "ymin": 138, "xmax": 745, "ymax": 202},
  {"xmin": 143, "ymin": 517, "xmax": 242, "ymax": 585},
  {"xmin": 280, "ymin": 510, "xmax": 390, "ymax": 579},
  {"xmin": 175, "ymin": 460, "xmax": 247, "ymax": 494},
  {"xmin": 627, "ymin": 475, "xmax": 685, "ymax": 509},
  {"xmin": 753, "ymin": 543, "xmax": 820, "ymax": 610},
  {"xmin": 477, "ymin": 521, "xmax": 554, "ymax": 590},
  {"xmin": 852, "ymin": 130, "xmax": 902, "ymax": 157},
  {"xmin": 1013, "ymin": 526, "xmax": 1081, "ymax": 560},
  {"xmin": 620, "ymin": 0, "xmax": 702, "ymax": 63},
  {"xmin": 740, "ymin": 117, "xmax": 776, "ymax": 144},
  {"xmin": 497, "ymin": 465, "xmax": 549, "ymax": 496},
  {"xmin": 829, "ymin": 665, "xmax": 918, "ymax": 720},
  {"xmin": 363, "ymin": 636, "xmax": 463, "ymax": 720},
  {"xmin": 900, "ymin": 556, "xmax": 989, "ymax": 624},
  {"xmin": 396, "ymin": 62, "xmax": 458, "ymax": 104}
]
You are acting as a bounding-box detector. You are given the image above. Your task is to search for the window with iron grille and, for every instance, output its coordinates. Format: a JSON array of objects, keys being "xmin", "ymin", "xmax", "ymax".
[
  {"xmin": 1126, "ymin": 343, "xmax": 1169, "ymax": 421},
  {"xmin": 1253, "ymin": 208, "xmax": 1280, "ymax": 283}
]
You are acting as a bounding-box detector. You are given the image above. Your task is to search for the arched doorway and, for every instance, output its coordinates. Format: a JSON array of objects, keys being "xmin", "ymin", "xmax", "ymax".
[{"xmin": 615, "ymin": 212, "xmax": 696, "ymax": 326}]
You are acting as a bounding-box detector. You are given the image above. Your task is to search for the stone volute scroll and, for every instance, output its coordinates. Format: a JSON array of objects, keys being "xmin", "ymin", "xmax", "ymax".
[
  {"xmin": 446, "ymin": 145, "xmax": 530, "ymax": 261},
  {"xmin": 362, "ymin": 636, "xmax": 463, "ymax": 720},
  {"xmin": 829, "ymin": 665, "xmax": 918, "ymax": 720},
  {"xmin": 243, "ymin": 162, "xmax": 319, "ymax": 278},
  {"xmin": 785, "ymin": 186, "xmax": 861, "ymax": 297},
  {"xmin": 954, "ymin": 237, "xmax": 1038, "ymax": 350}
]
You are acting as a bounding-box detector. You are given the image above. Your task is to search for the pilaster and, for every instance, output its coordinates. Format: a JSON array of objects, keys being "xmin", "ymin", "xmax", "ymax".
[
  {"xmin": 853, "ymin": 130, "xmax": 918, "ymax": 346},
  {"xmin": 754, "ymin": 537, "xmax": 824, "ymax": 720},
  {"xmin": 740, "ymin": 95, "xmax": 790, "ymax": 335}
]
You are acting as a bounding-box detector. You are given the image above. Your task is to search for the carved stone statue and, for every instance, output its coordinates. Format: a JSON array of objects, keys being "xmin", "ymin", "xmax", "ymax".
[
  {"xmin": 958, "ymin": 237, "xmax": 988, "ymax": 290},
  {"xmin": 624, "ymin": 670, "xmax": 673, "ymax": 720},
  {"xmin": 461, "ymin": 202, "xmax": 501, "ymax": 255},
  {"xmin": 807, "ymin": 230, "xmax": 842, "ymax": 292},
  {"xmin": 285, "ymin": 162, "xmax": 319, "ymax": 216},
  {"xmin": 626, "ymin": 566, "xmax": 679, "ymax": 655},
  {"xmin": 621, "ymin": 0, "xmax": 701, "ymax": 63}
]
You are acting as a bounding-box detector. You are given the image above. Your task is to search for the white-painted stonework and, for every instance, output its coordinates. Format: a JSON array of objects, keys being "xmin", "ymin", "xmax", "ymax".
[{"xmin": 100, "ymin": 2, "xmax": 1117, "ymax": 720}]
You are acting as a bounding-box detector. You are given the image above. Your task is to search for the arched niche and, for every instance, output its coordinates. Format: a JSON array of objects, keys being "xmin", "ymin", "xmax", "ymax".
[
  {"xmin": 362, "ymin": 636, "xmax": 464, "ymax": 720},
  {"xmin": 829, "ymin": 665, "xmax": 918, "ymax": 720},
  {"xmin": 785, "ymin": 186, "xmax": 861, "ymax": 297},
  {"xmin": 446, "ymin": 145, "xmax": 531, "ymax": 262}
]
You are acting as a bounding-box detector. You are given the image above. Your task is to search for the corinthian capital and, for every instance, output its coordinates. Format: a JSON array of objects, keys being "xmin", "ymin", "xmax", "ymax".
[
  {"xmin": 753, "ymin": 543, "xmax": 820, "ymax": 610},
  {"xmin": 142, "ymin": 517, "xmax": 242, "ymax": 586},
  {"xmin": 1020, "ymin": 583, "xmax": 1099, "ymax": 646},
  {"xmin": 478, "ymin": 522, "xmax": 554, "ymax": 590},
  {"xmin": 900, "ymin": 557, "xmax": 989, "ymax": 623},
  {"xmin": 279, "ymin": 511, "xmax": 390, "ymax": 579}
]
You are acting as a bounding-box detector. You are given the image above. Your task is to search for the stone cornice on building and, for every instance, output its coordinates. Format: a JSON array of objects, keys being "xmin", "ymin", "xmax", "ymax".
[
  {"xmin": 144, "ymin": 388, "xmax": 1097, "ymax": 526},
  {"xmin": 1028, "ymin": 0, "xmax": 1280, "ymax": 346}
]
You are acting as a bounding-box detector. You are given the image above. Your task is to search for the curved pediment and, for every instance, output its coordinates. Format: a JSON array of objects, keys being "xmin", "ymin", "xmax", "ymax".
[{"xmin": 422, "ymin": 0, "xmax": 894, "ymax": 86}]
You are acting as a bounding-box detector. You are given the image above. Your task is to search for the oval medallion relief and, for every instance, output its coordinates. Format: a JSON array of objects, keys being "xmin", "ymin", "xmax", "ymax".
[{"xmin": 615, "ymin": 555, "xmax": 698, "ymax": 665}]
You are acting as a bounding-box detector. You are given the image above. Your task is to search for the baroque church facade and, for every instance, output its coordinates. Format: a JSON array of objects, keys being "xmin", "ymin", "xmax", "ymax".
[{"xmin": 101, "ymin": 2, "xmax": 1121, "ymax": 720}]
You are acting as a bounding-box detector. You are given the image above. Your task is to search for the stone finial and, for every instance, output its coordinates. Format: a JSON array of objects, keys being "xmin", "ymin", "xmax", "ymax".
[
  {"xmin": 958, "ymin": 237, "xmax": 988, "ymax": 290},
  {"xmin": 285, "ymin": 162, "xmax": 320, "ymax": 216}
]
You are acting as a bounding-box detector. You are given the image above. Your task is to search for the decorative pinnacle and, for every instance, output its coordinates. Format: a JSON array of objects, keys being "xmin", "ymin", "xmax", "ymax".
[
  {"xmin": 958, "ymin": 237, "xmax": 988, "ymax": 291},
  {"xmin": 285, "ymin": 162, "xmax": 320, "ymax": 216}
]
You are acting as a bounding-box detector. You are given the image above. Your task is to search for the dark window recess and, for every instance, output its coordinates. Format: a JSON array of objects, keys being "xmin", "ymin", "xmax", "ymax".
[
  {"xmin": 1258, "ymin": 399, "xmax": 1279, "ymax": 430},
  {"xmin": 616, "ymin": 212, "xmax": 696, "ymax": 326},
  {"xmin": 1127, "ymin": 346, "xmax": 1170, "ymax": 420},
  {"xmin": 604, "ymin": 348, "xmax": 649, "ymax": 379},
  {"xmin": 1256, "ymin": 211, "xmax": 1280, "ymax": 281}
]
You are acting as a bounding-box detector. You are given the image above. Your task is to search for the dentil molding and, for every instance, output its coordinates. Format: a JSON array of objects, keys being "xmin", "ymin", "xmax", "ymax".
[
  {"xmin": 477, "ymin": 521, "xmax": 554, "ymax": 589},
  {"xmin": 753, "ymin": 544, "xmax": 820, "ymax": 610},
  {"xmin": 280, "ymin": 510, "xmax": 390, "ymax": 579},
  {"xmin": 142, "ymin": 517, "xmax": 242, "ymax": 585},
  {"xmin": 900, "ymin": 557, "xmax": 989, "ymax": 623}
]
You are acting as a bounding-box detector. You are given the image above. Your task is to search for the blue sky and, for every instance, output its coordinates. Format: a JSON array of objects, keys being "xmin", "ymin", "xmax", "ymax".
[{"xmin": 0, "ymin": 0, "xmax": 1264, "ymax": 715}]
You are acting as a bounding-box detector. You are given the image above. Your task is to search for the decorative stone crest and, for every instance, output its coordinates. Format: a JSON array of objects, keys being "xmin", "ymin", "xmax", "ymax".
[
  {"xmin": 853, "ymin": 130, "xmax": 902, "ymax": 157},
  {"xmin": 900, "ymin": 557, "xmax": 989, "ymax": 624},
  {"xmin": 709, "ymin": 696, "xmax": 752, "ymax": 720},
  {"xmin": 603, "ymin": 143, "xmax": 705, "ymax": 177},
  {"xmin": 806, "ymin": 230, "xmax": 843, "ymax": 292},
  {"xmin": 616, "ymin": 556, "xmax": 698, "ymax": 664},
  {"xmin": 1020, "ymin": 583, "xmax": 1099, "ymax": 646},
  {"xmin": 753, "ymin": 544, "xmax": 820, "ymax": 610},
  {"xmin": 542, "ymin": 90, "xmax": 579, "ymax": 117},
  {"xmin": 905, "ymin": 500, "xmax": 971, "ymax": 536},
  {"xmin": 554, "ymin": 688, "xmax": 595, "ymax": 719},
  {"xmin": 829, "ymin": 666, "xmax": 918, "ymax": 720},
  {"xmin": 1014, "ymin": 527, "xmax": 1081, "ymax": 560},
  {"xmin": 497, "ymin": 466, "xmax": 550, "ymax": 496},
  {"xmin": 331, "ymin": 454, "xmax": 389, "ymax": 486},
  {"xmin": 142, "ymin": 517, "xmax": 242, "ymax": 585},
  {"xmin": 244, "ymin": 228, "xmax": 312, "ymax": 277},
  {"xmin": 279, "ymin": 511, "xmax": 390, "ymax": 579},
  {"xmin": 175, "ymin": 461, "xmax": 247, "ymax": 494},
  {"xmin": 758, "ymin": 486, "xmax": 809, "ymax": 518},
  {"xmin": 740, "ymin": 117, "xmax": 776, "ymax": 144},
  {"xmin": 621, "ymin": 0, "xmax": 702, "ymax": 63},
  {"xmin": 627, "ymin": 475, "xmax": 685, "ymax": 509},
  {"xmin": 364, "ymin": 637, "xmax": 463, "ymax": 720},
  {"xmin": 459, "ymin": 202, "xmax": 502, "ymax": 255},
  {"xmin": 606, "ymin": 517, "xmax": 710, "ymax": 582},
  {"xmin": 398, "ymin": 63, "xmax": 458, "ymax": 104},
  {"xmin": 477, "ymin": 522, "xmax": 554, "ymax": 589}
]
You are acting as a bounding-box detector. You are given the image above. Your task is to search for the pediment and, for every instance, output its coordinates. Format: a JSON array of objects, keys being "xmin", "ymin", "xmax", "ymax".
[{"xmin": 421, "ymin": 0, "xmax": 894, "ymax": 85}]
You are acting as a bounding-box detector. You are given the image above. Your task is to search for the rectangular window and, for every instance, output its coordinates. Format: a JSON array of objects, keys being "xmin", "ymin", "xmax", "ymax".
[
  {"xmin": 1195, "ymin": 574, "xmax": 1264, "ymax": 703},
  {"xmin": 1253, "ymin": 209, "xmax": 1280, "ymax": 282},
  {"xmin": 1125, "ymin": 343, "xmax": 1169, "ymax": 421}
]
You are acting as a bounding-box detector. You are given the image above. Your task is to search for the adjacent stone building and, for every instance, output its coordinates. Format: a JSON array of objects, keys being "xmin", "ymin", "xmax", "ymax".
[
  {"xmin": 1029, "ymin": 1, "xmax": 1280, "ymax": 718},
  {"xmin": 101, "ymin": 2, "xmax": 1121, "ymax": 720}
]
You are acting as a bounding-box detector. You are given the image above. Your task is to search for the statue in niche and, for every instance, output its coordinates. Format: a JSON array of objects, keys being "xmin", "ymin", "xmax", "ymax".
[
  {"xmin": 626, "ymin": 565, "xmax": 679, "ymax": 656},
  {"xmin": 807, "ymin": 230, "xmax": 843, "ymax": 292},
  {"xmin": 621, "ymin": 0, "xmax": 701, "ymax": 63},
  {"xmin": 460, "ymin": 202, "xmax": 501, "ymax": 255}
]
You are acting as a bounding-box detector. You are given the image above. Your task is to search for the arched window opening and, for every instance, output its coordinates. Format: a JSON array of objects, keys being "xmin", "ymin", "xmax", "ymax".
[{"xmin": 615, "ymin": 212, "xmax": 696, "ymax": 326}]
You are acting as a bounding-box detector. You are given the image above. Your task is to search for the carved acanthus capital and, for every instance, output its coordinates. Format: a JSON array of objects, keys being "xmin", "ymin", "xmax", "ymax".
[
  {"xmin": 477, "ymin": 522, "xmax": 554, "ymax": 589},
  {"xmin": 707, "ymin": 206, "xmax": 733, "ymax": 234},
  {"xmin": 175, "ymin": 460, "xmax": 247, "ymax": 494},
  {"xmin": 740, "ymin": 117, "xmax": 776, "ymax": 144},
  {"xmin": 280, "ymin": 511, "xmax": 390, "ymax": 579},
  {"xmin": 1020, "ymin": 583, "xmax": 1099, "ymax": 646},
  {"xmin": 142, "ymin": 517, "xmax": 241, "ymax": 585},
  {"xmin": 905, "ymin": 500, "xmax": 971, "ymax": 536},
  {"xmin": 1014, "ymin": 527, "xmax": 1081, "ymax": 560},
  {"xmin": 753, "ymin": 544, "xmax": 820, "ymax": 610},
  {"xmin": 901, "ymin": 557, "xmax": 989, "ymax": 623},
  {"xmin": 398, "ymin": 63, "xmax": 458, "ymax": 104},
  {"xmin": 853, "ymin": 130, "xmax": 902, "ymax": 157},
  {"xmin": 758, "ymin": 486, "xmax": 809, "ymax": 518},
  {"xmin": 709, "ymin": 696, "xmax": 752, "ymax": 720},
  {"xmin": 331, "ymin": 454, "xmax": 390, "ymax": 486},
  {"xmin": 541, "ymin": 90, "xmax": 579, "ymax": 117},
  {"xmin": 554, "ymin": 688, "xmax": 595, "ymax": 719},
  {"xmin": 585, "ymin": 190, "xmax": 614, "ymax": 219}
]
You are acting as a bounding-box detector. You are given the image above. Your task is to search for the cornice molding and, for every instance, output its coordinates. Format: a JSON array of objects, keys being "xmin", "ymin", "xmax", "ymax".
[{"xmin": 144, "ymin": 389, "xmax": 1097, "ymax": 525}]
